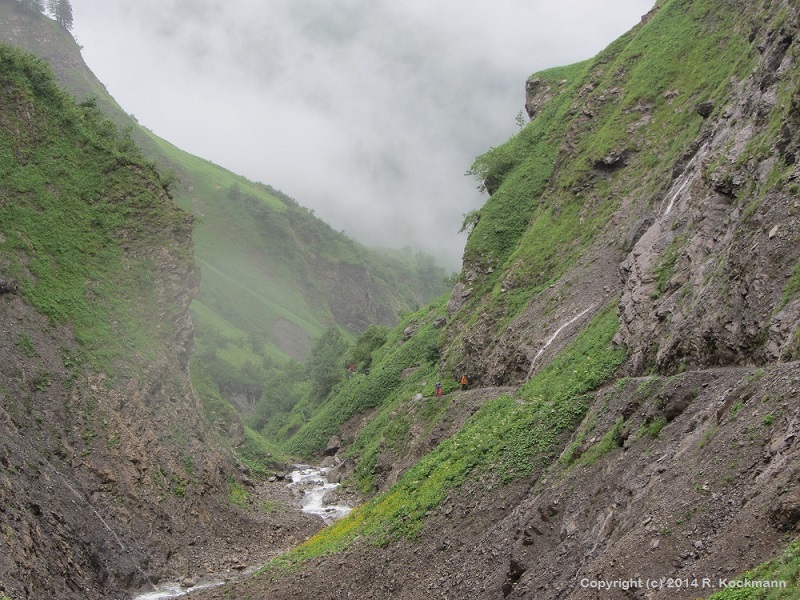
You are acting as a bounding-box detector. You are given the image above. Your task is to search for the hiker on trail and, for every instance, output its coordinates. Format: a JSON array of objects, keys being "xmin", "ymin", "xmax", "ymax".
[
  {"xmin": 460, "ymin": 374, "xmax": 468, "ymax": 391},
  {"xmin": 435, "ymin": 381, "xmax": 443, "ymax": 397}
]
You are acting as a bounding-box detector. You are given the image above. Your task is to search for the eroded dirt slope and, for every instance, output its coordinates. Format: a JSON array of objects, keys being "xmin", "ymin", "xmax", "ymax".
[{"xmin": 191, "ymin": 365, "xmax": 798, "ymax": 600}]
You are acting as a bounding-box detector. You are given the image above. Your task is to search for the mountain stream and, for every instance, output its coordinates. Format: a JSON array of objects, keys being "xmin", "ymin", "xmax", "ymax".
[
  {"xmin": 131, "ymin": 464, "xmax": 352, "ymax": 600},
  {"xmin": 287, "ymin": 464, "xmax": 353, "ymax": 524}
]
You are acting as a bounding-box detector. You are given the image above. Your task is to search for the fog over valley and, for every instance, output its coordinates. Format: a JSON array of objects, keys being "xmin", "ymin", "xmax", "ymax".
[{"xmin": 71, "ymin": 0, "xmax": 654, "ymax": 267}]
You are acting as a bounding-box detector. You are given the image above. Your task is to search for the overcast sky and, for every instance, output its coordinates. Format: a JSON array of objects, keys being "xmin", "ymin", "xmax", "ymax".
[{"xmin": 70, "ymin": 0, "xmax": 654, "ymax": 268}]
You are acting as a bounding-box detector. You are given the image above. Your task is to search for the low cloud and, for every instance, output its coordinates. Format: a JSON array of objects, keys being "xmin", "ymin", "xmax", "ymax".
[{"xmin": 72, "ymin": 0, "xmax": 653, "ymax": 267}]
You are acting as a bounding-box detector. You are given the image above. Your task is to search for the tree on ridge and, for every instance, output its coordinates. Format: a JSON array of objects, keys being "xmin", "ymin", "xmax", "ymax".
[{"xmin": 46, "ymin": 0, "xmax": 73, "ymax": 30}]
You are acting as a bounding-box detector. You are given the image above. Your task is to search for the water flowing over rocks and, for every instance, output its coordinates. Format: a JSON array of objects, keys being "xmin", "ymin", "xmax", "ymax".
[
  {"xmin": 132, "ymin": 581, "xmax": 225, "ymax": 600},
  {"xmin": 288, "ymin": 465, "xmax": 354, "ymax": 524},
  {"xmin": 128, "ymin": 471, "xmax": 339, "ymax": 599}
]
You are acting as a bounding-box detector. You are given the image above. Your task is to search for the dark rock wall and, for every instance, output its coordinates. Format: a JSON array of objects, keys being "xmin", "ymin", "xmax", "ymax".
[
  {"xmin": 617, "ymin": 6, "xmax": 800, "ymax": 373},
  {"xmin": 0, "ymin": 199, "xmax": 234, "ymax": 599},
  {"xmin": 0, "ymin": 53, "xmax": 233, "ymax": 600}
]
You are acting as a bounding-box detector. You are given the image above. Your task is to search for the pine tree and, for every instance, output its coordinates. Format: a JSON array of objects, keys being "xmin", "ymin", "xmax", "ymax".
[{"xmin": 46, "ymin": 0, "xmax": 73, "ymax": 30}]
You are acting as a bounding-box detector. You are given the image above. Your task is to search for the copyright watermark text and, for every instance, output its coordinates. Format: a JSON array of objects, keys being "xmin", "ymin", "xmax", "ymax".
[{"xmin": 579, "ymin": 577, "xmax": 789, "ymax": 592}]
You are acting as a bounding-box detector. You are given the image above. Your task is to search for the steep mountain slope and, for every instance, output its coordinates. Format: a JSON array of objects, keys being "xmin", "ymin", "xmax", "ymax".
[
  {"xmin": 0, "ymin": 45, "xmax": 321, "ymax": 600},
  {"xmin": 0, "ymin": 0, "xmax": 447, "ymax": 412},
  {"xmin": 192, "ymin": 0, "xmax": 800, "ymax": 598}
]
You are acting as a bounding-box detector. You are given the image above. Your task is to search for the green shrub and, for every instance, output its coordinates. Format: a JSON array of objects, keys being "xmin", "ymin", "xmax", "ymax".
[
  {"xmin": 228, "ymin": 481, "xmax": 250, "ymax": 508},
  {"xmin": 14, "ymin": 334, "xmax": 36, "ymax": 358},
  {"xmin": 308, "ymin": 327, "xmax": 351, "ymax": 400},
  {"xmin": 349, "ymin": 325, "xmax": 388, "ymax": 371},
  {"xmin": 653, "ymin": 236, "xmax": 686, "ymax": 298},
  {"xmin": 647, "ymin": 416, "xmax": 668, "ymax": 438},
  {"xmin": 780, "ymin": 262, "xmax": 800, "ymax": 309},
  {"xmin": 235, "ymin": 428, "xmax": 288, "ymax": 477},
  {"xmin": 576, "ymin": 416, "xmax": 625, "ymax": 466}
]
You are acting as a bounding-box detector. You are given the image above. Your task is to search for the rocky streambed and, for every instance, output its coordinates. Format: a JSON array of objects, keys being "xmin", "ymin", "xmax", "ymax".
[
  {"xmin": 130, "ymin": 464, "xmax": 355, "ymax": 600},
  {"xmin": 287, "ymin": 465, "xmax": 354, "ymax": 524}
]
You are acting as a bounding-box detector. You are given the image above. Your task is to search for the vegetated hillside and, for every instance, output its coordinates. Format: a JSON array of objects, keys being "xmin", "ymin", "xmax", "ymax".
[
  {"xmin": 0, "ymin": 0, "xmax": 448, "ymax": 424},
  {"xmin": 192, "ymin": 0, "xmax": 800, "ymax": 598},
  {"xmin": 0, "ymin": 45, "xmax": 324, "ymax": 600}
]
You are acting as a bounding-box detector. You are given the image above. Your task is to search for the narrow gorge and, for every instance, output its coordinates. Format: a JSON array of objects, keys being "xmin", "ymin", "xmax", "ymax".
[{"xmin": 1, "ymin": 0, "xmax": 799, "ymax": 599}]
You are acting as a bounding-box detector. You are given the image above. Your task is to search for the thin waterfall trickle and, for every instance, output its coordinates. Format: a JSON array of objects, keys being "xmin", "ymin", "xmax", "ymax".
[
  {"xmin": 661, "ymin": 152, "xmax": 701, "ymax": 216},
  {"xmin": 527, "ymin": 305, "xmax": 595, "ymax": 379},
  {"xmin": 54, "ymin": 470, "xmax": 127, "ymax": 551},
  {"xmin": 663, "ymin": 176, "xmax": 690, "ymax": 215}
]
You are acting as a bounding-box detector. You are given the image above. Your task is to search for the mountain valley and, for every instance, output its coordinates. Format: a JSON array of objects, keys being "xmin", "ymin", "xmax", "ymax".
[{"xmin": 1, "ymin": 0, "xmax": 799, "ymax": 599}]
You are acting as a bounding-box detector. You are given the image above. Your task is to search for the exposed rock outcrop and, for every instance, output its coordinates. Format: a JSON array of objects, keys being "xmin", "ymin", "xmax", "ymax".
[
  {"xmin": 525, "ymin": 77, "xmax": 564, "ymax": 120},
  {"xmin": 616, "ymin": 17, "xmax": 800, "ymax": 373},
  {"xmin": 0, "ymin": 44, "xmax": 308, "ymax": 599}
]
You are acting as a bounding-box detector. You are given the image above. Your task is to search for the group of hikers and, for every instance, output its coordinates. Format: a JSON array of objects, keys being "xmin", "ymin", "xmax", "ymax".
[{"xmin": 434, "ymin": 374, "xmax": 469, "ymax": 397}]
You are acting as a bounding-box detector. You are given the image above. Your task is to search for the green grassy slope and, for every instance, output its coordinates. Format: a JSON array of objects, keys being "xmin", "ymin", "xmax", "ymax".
[
  {"xmin": 265, "ymin": 301, "xmax": 625, "ymax": 567},
  {"xmin": 0, "ymin": 44, "xmax": 190, "ymax": 369},
  {"xmin": 0, "ymin": 1, "xmax": 448, "ymax": 430}
]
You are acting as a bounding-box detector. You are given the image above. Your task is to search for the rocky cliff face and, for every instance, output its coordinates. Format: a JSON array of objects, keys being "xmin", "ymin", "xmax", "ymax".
[
  {"xmin": 312, "ymin": 258, "xmax": 398, "ymax": 332},
  {"xmin": 617, "ymin": 27, "xmax": 800, "ymax": 373},
  {"xmin": 447, "ymin": 0, "xmax": 800, "ymax": 388},
  {"xmin": 0, "ymin": 283, "xmax": 212, "ymax": 599},
  {"xmin": 0, "ymin": 44, "xmax": 309, "ymax": 600}
]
